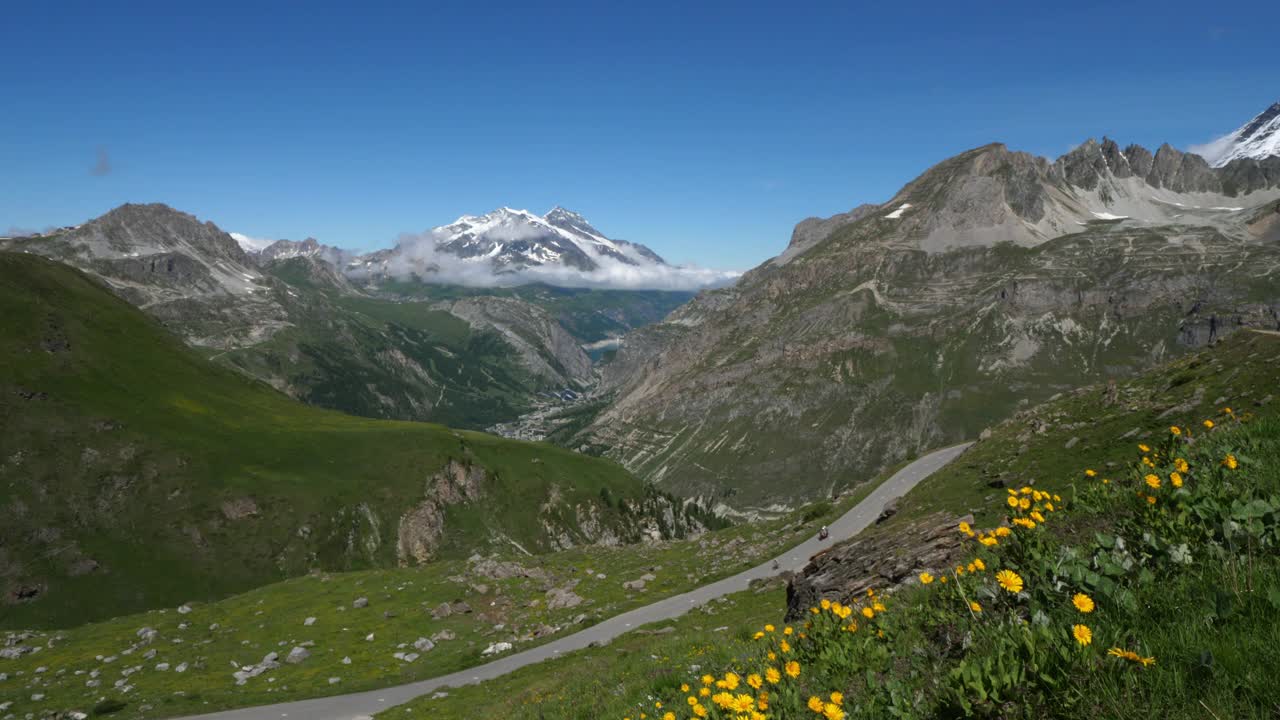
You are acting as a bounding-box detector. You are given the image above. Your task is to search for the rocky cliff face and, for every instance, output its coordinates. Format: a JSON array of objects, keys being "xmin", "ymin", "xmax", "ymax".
[
  {"xmin": 578, "ymin": 140, "xmax": 1280, "ymax": 510},
  {"xmin": 447, "ymin": 296, "xmax": 594, "ymax": 388}
]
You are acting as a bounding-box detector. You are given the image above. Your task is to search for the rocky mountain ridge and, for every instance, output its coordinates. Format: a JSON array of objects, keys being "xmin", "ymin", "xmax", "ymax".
[{"xmin": 576, "ymin": 129, "xmax": 1280, "ymax": 509}]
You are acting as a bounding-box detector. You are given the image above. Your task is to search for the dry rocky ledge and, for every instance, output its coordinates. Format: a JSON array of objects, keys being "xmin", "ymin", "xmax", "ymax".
[{"xmin": 785, "ymin": 511, "xmax": 972, "ymax": 621}]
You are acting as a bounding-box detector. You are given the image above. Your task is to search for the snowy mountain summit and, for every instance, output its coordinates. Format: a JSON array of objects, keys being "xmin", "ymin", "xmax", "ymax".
[
  {"xmin": 1194, "ymin": 101, "xmax": 1280, "ymax": 167},
  {"xmin": 429, "ymin": 206, "xmax": 667, "ymax": 272}
]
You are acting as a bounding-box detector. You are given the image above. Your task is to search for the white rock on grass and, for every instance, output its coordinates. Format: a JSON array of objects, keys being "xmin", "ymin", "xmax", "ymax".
[
  {"xmin": 481, "ymin": 642, "xmax": 512, "ymax": 656},
  {"xmin": 175, "ymin": 662, "xmax": 188, "ymax": 673},
  {"xmin": 303, "ymin": 617, "xmax": 316, "ymax": 626},
  {"xmin": 413, "ymin": 637, "xmax": 435, "ymax": 653},
  {"xmin": 353, "ymin": 597, "xmax": 369, "ymax": 609},
  {"xmin": 177, "ymin": 604, "xmax": 192, "ymax": 615},
  {"xmin": 285, "ymin": 647, "xmax": 310, "ymax": 664}
]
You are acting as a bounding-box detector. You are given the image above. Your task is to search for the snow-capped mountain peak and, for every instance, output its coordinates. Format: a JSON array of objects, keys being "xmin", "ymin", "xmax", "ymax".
[
  {"xmin": 1192, "ymin": 101, "xmax": 1280, "ymax": 167},
  {"xmin": 426, "ymin": 206, "xmax": 663, "ymax": 272}
]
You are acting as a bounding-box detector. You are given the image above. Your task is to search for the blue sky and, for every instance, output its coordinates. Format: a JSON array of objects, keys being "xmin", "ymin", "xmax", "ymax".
[{"xmin": 2, "ymin": 0, "xmax": 1277, "ymax": 271}]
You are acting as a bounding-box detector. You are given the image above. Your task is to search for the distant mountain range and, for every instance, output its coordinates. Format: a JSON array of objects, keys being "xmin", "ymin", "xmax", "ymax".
[
  {"xmin": 228, "ymin": 206, "xmax": 738, "ymax": 292},
  {"xmin": 0, "ymin": 203, "xmax": 693, "ymax": 430}
]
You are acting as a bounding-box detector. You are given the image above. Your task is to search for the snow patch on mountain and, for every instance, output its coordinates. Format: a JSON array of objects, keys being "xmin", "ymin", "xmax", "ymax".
[{"xmin": 1190, "ymin": 101, "xmax": 1280, "ymax": 167}]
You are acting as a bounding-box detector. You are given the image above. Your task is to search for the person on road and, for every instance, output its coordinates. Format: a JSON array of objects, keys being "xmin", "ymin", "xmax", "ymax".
[{"xmin": 819, "ymin": 525, "xmax": 829, "ymax": 541}]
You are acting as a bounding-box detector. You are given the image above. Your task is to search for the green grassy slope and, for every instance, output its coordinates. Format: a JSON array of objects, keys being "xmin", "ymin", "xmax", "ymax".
[
  {"xmin": 0, "ymin": 486, "xmax": 846, "ymax": 719},
  {"xmin": 0, "ymin": 253, "xmax": 699, "ymax": 629},
  {"xmin": 378, "ymin": 331, "xmax": 1280, "ymax": 719}
]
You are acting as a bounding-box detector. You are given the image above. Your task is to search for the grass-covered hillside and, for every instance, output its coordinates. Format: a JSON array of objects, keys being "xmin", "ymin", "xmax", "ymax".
[
  {"xmin": 380, "ymin": 330, "xmax": 1280, "ymax": 719},
  {"xmin": 370, "ymin": 280, "xmax": 695, "ymax": 345},
  {"xmin": 0, "ymin": 485, "xmax": 844, "ymax": 720},
  {"xmin": 0, "ymin": 252, "xmax": 709, "ymax": 629}
]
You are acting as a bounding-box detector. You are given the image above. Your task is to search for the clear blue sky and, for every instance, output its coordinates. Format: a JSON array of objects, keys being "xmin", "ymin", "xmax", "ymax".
[{"xmin": 2, "ymin": 0, "xmax": 1276, "ymax": 270}]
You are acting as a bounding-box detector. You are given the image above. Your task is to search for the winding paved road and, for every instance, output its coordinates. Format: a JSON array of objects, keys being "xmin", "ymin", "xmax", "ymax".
[{"xmin": 178, "ymin": 442, "xmax": 972, "ymax": 720}]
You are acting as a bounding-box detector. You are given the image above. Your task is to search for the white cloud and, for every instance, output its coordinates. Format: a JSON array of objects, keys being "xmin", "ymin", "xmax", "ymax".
[
  {"xmin": 1187, "ymin": 134, "xmax": 1234, "ymax": 166},
  {"xmin": 230, "ymin": 232, "xmax": 275, "ymax": 252}
]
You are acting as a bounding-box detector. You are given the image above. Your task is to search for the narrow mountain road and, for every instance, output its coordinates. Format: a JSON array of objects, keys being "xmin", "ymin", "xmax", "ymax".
[{"xmin": 177, "ymin": 442, "xmax": 973, "ymax": 720}]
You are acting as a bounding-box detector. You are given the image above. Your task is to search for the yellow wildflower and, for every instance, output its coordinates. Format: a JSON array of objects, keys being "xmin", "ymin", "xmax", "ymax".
[
  {"xmin": 959, "ymin": 521, "xmax": 973, "ymax": 535},
  {"xmin": 919, "ymin": 572, "xmax": 934, "ymax": 585},
  {"xmin": 1175, "ymin": 458, "xmax": 1188, "ymax": 472},
  {"xmin": 681, "ymin": 684, "xmax": 690, "ymax": 693},
  {"xmin": 746, "ymin": 673, "xmax": 762, "ymax": 690},
  {"xmin": 966, "ymin": 562, "xmax": 976, "ymax": 573},
  {"xmin": 1223, "ymin": 454, "xmax": 1238, "ymax": 470},
  {"xmin": 820, "ymin": 599, "xmax": 831, "ymax": 610},
  {"xmin": 808, "ymin": 696, "xmax": 825, "ymax": 713},
  {"xmin": 1085, "ymin": 469, "xmax": 1097, "ymax": 477},
  {"xmin": 1018, "ymin": 497, "xmax": 1032, "ymax": 511},
  {"xmin": 1170, "ymin": 426, "xmax": 1181, "ymax": 436},
  {"xmin": 699, "ymin": 686, "xmax": 710, "ymax": 697},
  {"xmin": 1170, "ymin": 472, "xmax": 1183, "ymax": 487},
  {"xmin": 779, "ymin": 640, "xmax": 791, "ymax": 654},
  {"xmin": 1045, "ymin": 502, "xmax": 1055, "ymax": 512},
  {"xmin": 1030, "ymin": 511, "xmax": 1046, "ymax": 523},
  {"xmin": 1139, "ymin": 443, "xmax": 1151, "ymax": 453},
  {"xmin": 784, "ymin": 626, "xmax": 793, "ymax": 635},
  {"xmin": 830, "ymin": 692, "xmax": 844, "ymax": 705},
  {"xmin": 1053, "ymin": 494, "xmax": 1062, "ymax": 502},
  {"xmin": 823, "ymin": 702, "xmax": 845, "ymax": 720},
  {"xmin": 1204, "ymin": 419, "xmax": 1215, "ymax": 429},
  {"xmin": 764, "ymin": 624, "xmax": 775, "ymax": 632},
  {"xmin": 1072, "ymin": 624, "xmax": 1092, "ymax": 646},
  {"xmin": 765, "ymin": 667, "xmax": 780, "ymax": 684},
  {"xmin": 701, "ymin": 674, "xmax": 714, "ymax": 686},
  {"xmin": 1072, "ymin": 593, "xmax": 1095, "ymax": 613},
  {"xmin": 996, "ymin": 569, "xmax": 1024, "ymax": 593},
  {"xmin": 1006, "ymin": 495, "xmax": 1019, "ymax": 508},
  {"xmin": 785, "ymin": 660, "xmax": 800, "ymax": 678},
  {"xmin": 861, "ymin": 606, "xmax": 875, "ymax": 619},
  {"xmin": 1144, "ymin": 474, "xmax": 1161, "ymax": 489},
  {"xmin": 995, "ymin": 526, "xmax": 1011, "ymax": 537},
  {"xmin": 969, "ymin": 601, "xmax": 982, "ymax": 613},
  {"xmin": 1146, "ymin": 495, "xmax": 1157, "ymax": 505},
  {"xmin": 973, "ymin": 558, "xmax": 986, "ymax": 571},
  {"xmin": 939, "ymin": 575, "xmax": 948, "ymax": 583},
  {"xmin": 753, "ymin": 631, "xmax": 765, "ymax": 640},
  {"xmin": 873, "ymin": 602, "xmax": 886, "ymax": 612},
  {"xmin": 979, "ymin": 535, "xmax": 999, "ymax": 547}
]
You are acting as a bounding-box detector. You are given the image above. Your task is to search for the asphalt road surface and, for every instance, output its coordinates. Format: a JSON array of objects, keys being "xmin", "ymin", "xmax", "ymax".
[{"xmin": 178, "ymin": 442, "xmax": 973, "ymax": 720}]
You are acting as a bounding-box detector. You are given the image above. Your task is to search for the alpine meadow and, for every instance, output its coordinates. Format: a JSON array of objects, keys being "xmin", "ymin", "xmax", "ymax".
[{"xmin": 3, "ymin": 4, "xmax": 1280, "ymax": 720}]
